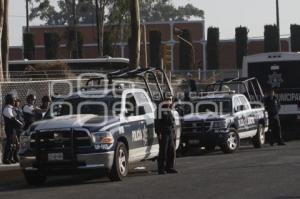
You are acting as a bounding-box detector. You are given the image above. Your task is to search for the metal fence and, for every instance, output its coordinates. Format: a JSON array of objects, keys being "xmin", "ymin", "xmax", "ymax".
[{"xmin": 0, "ymin": 69, "xmax": 241, "ymax": 137}]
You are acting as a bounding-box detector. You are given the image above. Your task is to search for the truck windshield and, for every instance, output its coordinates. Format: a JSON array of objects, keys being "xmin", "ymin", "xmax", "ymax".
[
  {"xmin": 45, "ymin": 96, "xmax": 122, "ymax": 118},
  {"xmin": 195, "ymin": 99, "xmax": 232, "ymax": 114}
]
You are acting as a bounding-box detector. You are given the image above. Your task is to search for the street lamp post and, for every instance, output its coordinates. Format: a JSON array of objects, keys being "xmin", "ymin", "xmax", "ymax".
[
  {"xmin": 72, "ymin": 0, "xmax": 79, "ymax": 58},
  {"xmin": 276, "ymin": 0, "xmax": 281, "ymax": 51},
  {"xmin": 174, "ymin": 27, "xmax": 196, "ymax": 69},
  {"xmin": 26, "ymin": 0, "xmax": 29, "ymax": 32}
]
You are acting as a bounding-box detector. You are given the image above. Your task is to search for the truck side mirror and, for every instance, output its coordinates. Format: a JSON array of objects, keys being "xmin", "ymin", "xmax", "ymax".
[
  {"xmin": 235, "ymin": 105, "xmax": 244, "ymax": 112},
  {"xmin": 137, "ymin": 106, "xmax": 146, "ymax": 115}
]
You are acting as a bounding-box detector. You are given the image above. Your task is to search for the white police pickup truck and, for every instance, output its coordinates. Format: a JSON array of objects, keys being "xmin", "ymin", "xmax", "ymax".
[
  {"xmin": 19, "ymin": 68, "xmax": 181, "ymax": 185},
  {"xmin": 181, "ymin": 92, "xmax": 268, "ymax": 154}
]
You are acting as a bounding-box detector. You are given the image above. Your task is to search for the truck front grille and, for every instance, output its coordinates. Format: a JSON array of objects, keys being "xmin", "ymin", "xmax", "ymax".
[
  {"xmin": 30, "ymin": 129, "xmax": 91, "ymax": 151},
  {"xmin": 182, "ymin": 121, "xmax": 211, "ymax": 133}
]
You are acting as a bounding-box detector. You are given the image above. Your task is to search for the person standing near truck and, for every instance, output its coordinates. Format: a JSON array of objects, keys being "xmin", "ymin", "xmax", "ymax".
[
  {"xmin": 23, "ymin": 94, "xmax": 41, "ymax": 130},
  {"xmin": 157, "ymin": 94, "xmax": 178, "ymax": 175},
  {"xmin": 264, "ymin": 88, "xmax": 286, "ymax": 146},
  {"xmin": 2, "ymin": 94, "xmax": 23, "ymax": 164}
]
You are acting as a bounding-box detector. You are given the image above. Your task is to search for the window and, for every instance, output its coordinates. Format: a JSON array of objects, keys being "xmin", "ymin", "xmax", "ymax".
[
  {"xmin": 134, "ymin": 92, "xmax": 153, "ymax": 114},
  {"xmin": 238, "ymin": 96, "xmax": 250, "ymax": 110},
  {"xmin": 125, "ymin": 93, "xmax": 138, "ymax": 116},
  {"xmin": 233, "ymin": 97, "xmax": 242, "ymax": 112}
]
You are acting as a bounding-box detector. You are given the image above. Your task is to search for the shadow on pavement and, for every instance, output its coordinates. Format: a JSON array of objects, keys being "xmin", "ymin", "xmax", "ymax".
[{"xmin": 0, "ymin": 167, "xmax": 158, "ymax": 192}]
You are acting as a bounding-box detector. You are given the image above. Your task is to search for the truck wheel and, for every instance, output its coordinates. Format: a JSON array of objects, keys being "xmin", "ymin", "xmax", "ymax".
[
  {"xmin": 23, "ymin": 170, "xmax": 47, "ymax": 186},
  {"xmin": 220, "ymin": 128, "xmax": 240, "ymax": 154},
  {"xmin": 109, "ymin": 142, "xmax": 129, "ymax": 181},
  {"xmin": 252, "ymin": 124, "xmax": 265, "ymax": 148}
]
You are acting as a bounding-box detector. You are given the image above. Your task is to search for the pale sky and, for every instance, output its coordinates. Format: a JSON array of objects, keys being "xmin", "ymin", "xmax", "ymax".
[{"xmin": 9, "ymin": 0, "xmax": 300, "ymax": 46}]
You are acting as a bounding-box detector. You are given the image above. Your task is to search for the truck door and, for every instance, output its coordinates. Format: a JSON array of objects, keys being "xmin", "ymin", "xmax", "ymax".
[
  {"xmin": 239, "ymin": 95, "xmax": 256, "ymax": 132},
  {"xmin": 134, "ymin": 92, "xmax": 158, "ymax": 159},
  {"xmin": 234, "ymin": 96, "xmax": 256, "ymax": 138},
  {"xmin": 123, "ymin": 93, "xmax": 144, "ymax": 161}
]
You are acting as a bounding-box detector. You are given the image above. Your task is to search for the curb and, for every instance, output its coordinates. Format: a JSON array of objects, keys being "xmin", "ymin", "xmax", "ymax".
[{"xmin": 0, "ymin": 164, "xmax": 23, "ymax": 186}]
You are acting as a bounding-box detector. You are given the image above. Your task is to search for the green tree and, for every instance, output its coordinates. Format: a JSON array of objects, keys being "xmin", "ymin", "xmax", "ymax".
[
  {"xmin": 108, "ymin": 0, "xmax": 204, "ymax": 24},
  {"xmin": 235, "ymin": 26, "xmax": 248, "ymax": 69},
  {"xmin": 291, "ymin": 24, "xmax": 300, "ymax": 52},
  {"xmin": 29, "ymin": 0, "xmax": 96, "ymax": 25},
  {"xmin": 264, "ymin": 25, "xmax": 280, "ymax": 52},
  {"xmin": 207, "ymin": 27, "xmax": 220, "ymax": 70}
]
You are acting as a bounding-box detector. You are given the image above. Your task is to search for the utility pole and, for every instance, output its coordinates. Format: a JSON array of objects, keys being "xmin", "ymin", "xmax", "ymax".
[
  {"xmin": 142, "ymin": 21, "xmax": 148, "ymax": 68},
  {"xmin": 95, "ymin": 0, "xmax": 101, "ymax": 56},
  {"xmin": 26, "ymin": 0, "xmax": 29, "ymax": 32},
  {"xmin": 276, "ymin": 0, "xmax": 281, "ymax": 51},
  {"xmin": 129, "ymin": 0, "xmax": 141, "ymax": 68},
  {"xmin": 72, "ymin": 0, "xmax": 78, "ymax": 58}
]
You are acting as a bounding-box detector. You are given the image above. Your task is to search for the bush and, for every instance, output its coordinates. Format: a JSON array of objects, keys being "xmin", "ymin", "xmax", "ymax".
[
  {"xmin": 149, "ymin": 30, "xmax": 162, "ymax": 68},
  {"xmin": 66, "ymin": 28, "xmax": 84, "ymax": 58},
  {"xmin": 235, "ymin": 26, "xmax": 248, "ymax": 69},
  {"xmin": 264, "ymin": 25, "xmax": 279, "ymax": 52},
  {"xmin": 23, "ymin": 33, "xmax": 35, "ymax": 60},
  {"xmin": 103, "ymin": 31, "xmax": 113, "ymax": 56},
  {"xmin": 291, "ymin": 24, "xmax": 300, "ymax": 52},
  {"xmin": 207, "ymin": 27, "xmax": 220, "ymax": 70},
  {"xmin": 44, "ymin": 32, "xmax": 61, "ymax": 59}
]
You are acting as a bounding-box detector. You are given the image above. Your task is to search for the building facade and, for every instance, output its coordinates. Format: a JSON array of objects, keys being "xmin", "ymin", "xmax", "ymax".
[{"xmin": 9, "ymin": 20, "xmax": 292, "ymax": 71}]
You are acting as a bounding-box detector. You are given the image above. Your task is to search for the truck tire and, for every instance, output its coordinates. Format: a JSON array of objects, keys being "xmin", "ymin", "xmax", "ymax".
[
  {"xmin": 109, "ymin": 142, "xmax": 129, "ymax": 181},
  {"xmin": 23, "ymin": 170, "xmax": 47, "ymax": 186},
  {"xmin": 220, "ymin": 128, "xmax": 240, "ymax": 154},
  {"xmin": 252, "ymin": 124, "xmax": 265, "ymax": 148}
]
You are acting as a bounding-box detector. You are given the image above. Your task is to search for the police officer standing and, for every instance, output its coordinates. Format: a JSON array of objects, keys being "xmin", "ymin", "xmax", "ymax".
[
  {"xmin": 2, "ymin": 94, "xmax": 23, "ymax": 164},
  {"xmin": 13, "ymin": 98, "xmax": 24, "ymax": 162},
  {"xmin": 36, "ymin": 95, "xmax": 52, "ymax": 120},
  {"xmin": 264, "ymin": 88, "xmax": 285, "ymax": 146},
  {"xmin": 184, "ymin": 73, "xmax": 197, "ymax": 101},
  {"xmin": 157, "ymin": 94, "xmax": 178, "ymax": 174},
  {"xmin": 23, "ymin": 94, "xmax": 41, "ymax": 130}
]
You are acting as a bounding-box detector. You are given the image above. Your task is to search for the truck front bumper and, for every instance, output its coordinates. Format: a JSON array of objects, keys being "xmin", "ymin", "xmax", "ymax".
[
  {"xmin": 181, "ymin": 129, "xmax": 229, "ymax": 146},
  {"xmin": 20, "ymin": 151, "xmax": 114, "ymax": 175}
]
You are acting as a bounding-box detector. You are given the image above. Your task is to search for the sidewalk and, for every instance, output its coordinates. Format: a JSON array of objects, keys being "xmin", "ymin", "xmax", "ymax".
[
  {"xmin": 0, "ymin": 140, "xmax": 23, "ymax": 186},
  {"xmin": 0, "ymin": 160, "xmax": 22, "ymax": 186}
]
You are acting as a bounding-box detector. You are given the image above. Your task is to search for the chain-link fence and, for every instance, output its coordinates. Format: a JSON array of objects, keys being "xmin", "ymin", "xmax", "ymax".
[
  {"xmin": 0, "ymin": 69, "xmax": 241, "ymax": 137},
  {"xmin": 168, "ymin": 69, "xmax": 241, "ymax": 84}
]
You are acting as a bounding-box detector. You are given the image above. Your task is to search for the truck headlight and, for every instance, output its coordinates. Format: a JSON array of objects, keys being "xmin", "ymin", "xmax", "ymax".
[
  {"xmin": 92, "ymin": 132, "xmax": 114, "ymax": 145},
  {"xmin": 212, "ymin": 120, "xmax": 227, "ymax": 129}
]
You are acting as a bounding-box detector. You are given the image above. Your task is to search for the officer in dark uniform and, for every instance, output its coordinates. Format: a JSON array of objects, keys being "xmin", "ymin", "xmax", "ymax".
[
  {"xmin": 157, "ymin": 94, "xmax": 178, "ymax": 174},
  {"xmin": 23, "ymin": 94, "xmax": 41, "ymax": 130},
  {"xmin": 2, "ymin": 94, "xmax": 23, "ymax": 164},
  {"xmin": 13, "ymin": 98, "xmax": 24, "ymax": 162},
  {"xmin": 36, "ymin": 95, "xmax": 52, "ymax": 120},
  {"xmin": 184, "ymin": 73, "xmax": 197, "ymax": 101},
  {"xmin": 264, "ymin": 88, "xmax": 285, "ymax": 146}
]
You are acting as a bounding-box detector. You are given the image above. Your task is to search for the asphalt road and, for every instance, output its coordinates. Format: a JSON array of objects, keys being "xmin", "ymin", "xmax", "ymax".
[{"xmin": 0, "ymin": 141, "xmax": 300, "ymax": 199}]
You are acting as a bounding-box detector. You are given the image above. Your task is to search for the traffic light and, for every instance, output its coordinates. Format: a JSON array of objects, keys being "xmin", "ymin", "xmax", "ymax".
[{"xmin": 162, "ymin": 44, "xmax": 172, "ymax": 70}]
